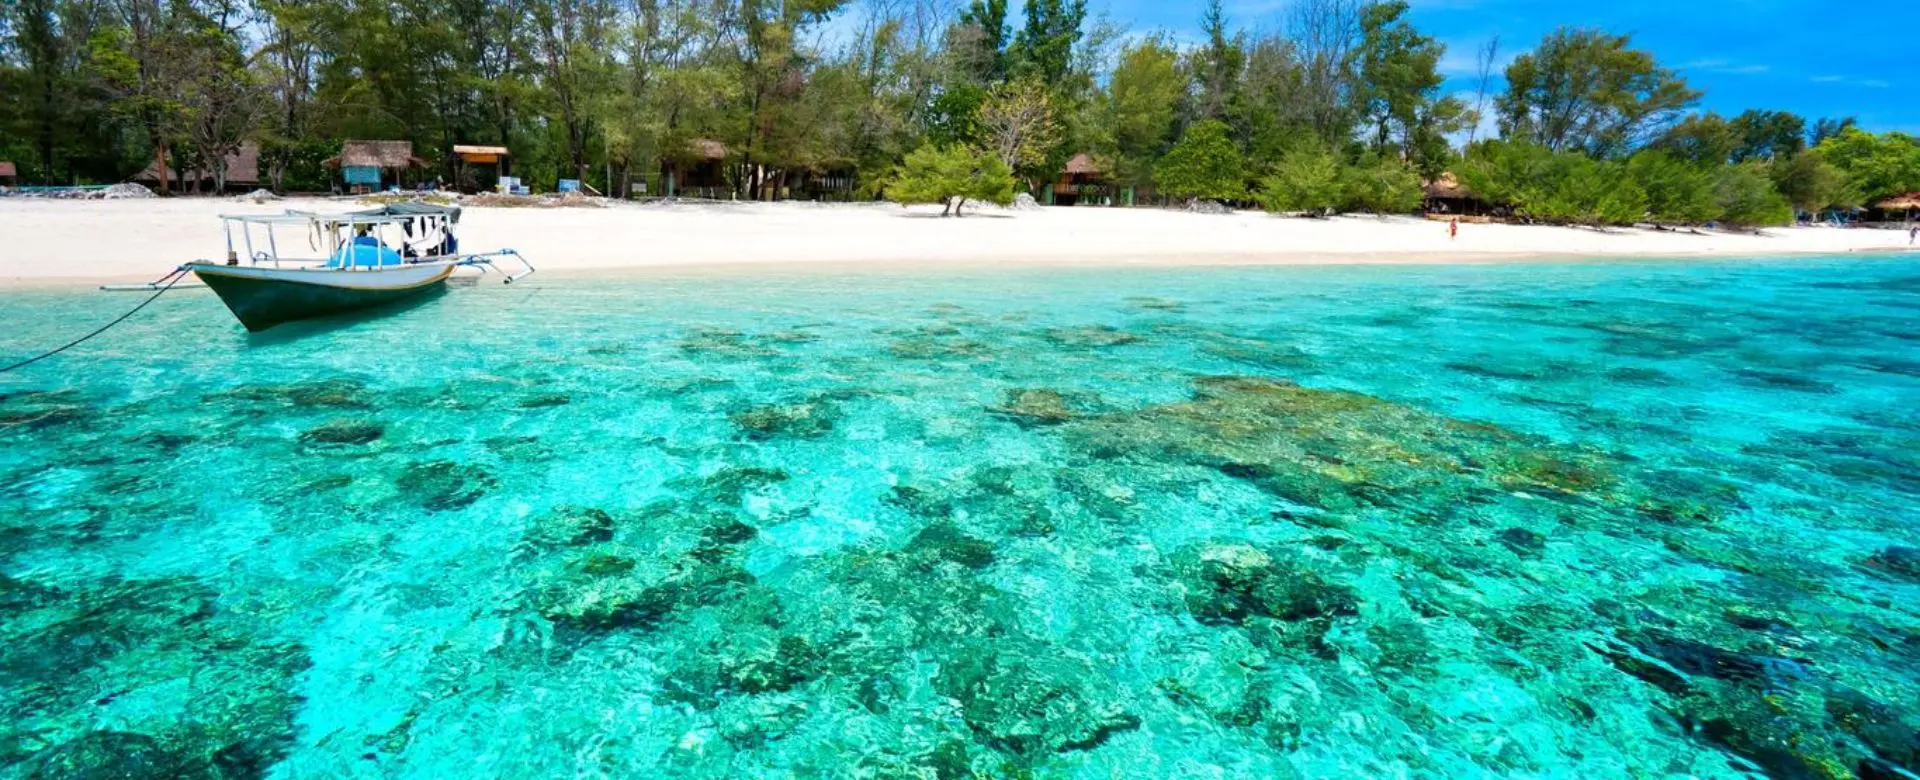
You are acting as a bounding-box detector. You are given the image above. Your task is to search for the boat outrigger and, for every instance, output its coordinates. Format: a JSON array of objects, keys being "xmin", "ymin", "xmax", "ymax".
[{"xmin": 113, "ymin": 204, "xmax": 534, "ymax": 331}]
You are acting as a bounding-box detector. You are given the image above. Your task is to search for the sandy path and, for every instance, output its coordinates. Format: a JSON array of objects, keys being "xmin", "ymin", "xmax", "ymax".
[{"xmin": 0, "ymin": 196, "xmax": 1911, "ymax": 286}]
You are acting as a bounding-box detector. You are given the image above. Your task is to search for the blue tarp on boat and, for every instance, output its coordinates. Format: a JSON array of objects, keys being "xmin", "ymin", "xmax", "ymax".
[{"xmin": 327, "ymin": 236, "xmax": 404, "ymax": 268}]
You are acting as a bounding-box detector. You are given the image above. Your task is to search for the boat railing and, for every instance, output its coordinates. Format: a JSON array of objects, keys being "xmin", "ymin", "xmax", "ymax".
[{"xmin": 207, "ymin": 210, "xmax": 530, "ymax": 282}]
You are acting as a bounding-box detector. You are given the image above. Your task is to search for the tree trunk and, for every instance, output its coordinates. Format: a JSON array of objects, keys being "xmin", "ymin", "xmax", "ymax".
[{"xmin": 154, "ymin": 136, "xmax": 171, "ymax": 196}]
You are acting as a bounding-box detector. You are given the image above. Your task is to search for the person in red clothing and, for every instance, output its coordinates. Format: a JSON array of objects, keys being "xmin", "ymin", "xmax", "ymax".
[{"xmin": 1449, "ymin": 218, "xmax": 1459, "ymax": 241}]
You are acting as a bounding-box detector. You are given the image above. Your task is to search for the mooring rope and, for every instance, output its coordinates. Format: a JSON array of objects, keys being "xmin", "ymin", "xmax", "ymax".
[{"xmin": 0, "ymin": 267, "xmax": 190, "ymax": 375}]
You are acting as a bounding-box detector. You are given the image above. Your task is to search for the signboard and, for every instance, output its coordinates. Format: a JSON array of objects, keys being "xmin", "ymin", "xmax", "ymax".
[
  {"xmin": 558, "ymin": 179, "xmax": 581, "ymax": 193},
  {"xmin": 343, "ymin": 166, "xmax": 381, "ymax": 185}
]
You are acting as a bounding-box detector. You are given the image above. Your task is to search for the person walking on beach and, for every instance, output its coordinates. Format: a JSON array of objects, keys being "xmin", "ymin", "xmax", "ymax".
[
  {"xmin": 1449, "ymin": 218, "xmax": 1459, "ymax": 241},
  {"xmin": 1910, "ymin": 225, "xmax": 1917, "ymax": 245}
]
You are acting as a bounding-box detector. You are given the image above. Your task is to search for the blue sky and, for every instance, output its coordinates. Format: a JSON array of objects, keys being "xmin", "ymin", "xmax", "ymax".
[{"xmin": 1089, "ymin": 0, "xmax": 1919, "ymax": 134}]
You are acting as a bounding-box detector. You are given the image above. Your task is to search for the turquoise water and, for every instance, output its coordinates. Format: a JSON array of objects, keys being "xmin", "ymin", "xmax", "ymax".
[{"xmin": 3, "ymin": 258, "xmax": 1918, "ymax": 778}]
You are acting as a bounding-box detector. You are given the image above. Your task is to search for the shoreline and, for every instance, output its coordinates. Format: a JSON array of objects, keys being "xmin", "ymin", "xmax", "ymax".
[
  {"xmin": 9, "ymin": 248, "xmax": 1917, "ymax": 292},
  {"xmin": 2, "ymin": 197, "xmax": 1913, "ymax": 289}
]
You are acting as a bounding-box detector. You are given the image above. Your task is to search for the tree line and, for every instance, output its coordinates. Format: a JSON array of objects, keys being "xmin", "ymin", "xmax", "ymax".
[{"xmin": 3, "ymin": 0, "xmax": 1919, "ymax": 224}]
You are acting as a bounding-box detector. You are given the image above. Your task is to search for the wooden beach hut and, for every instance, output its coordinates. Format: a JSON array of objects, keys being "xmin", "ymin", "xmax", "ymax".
[
  {"xmin": 0, "ymin": 161, "xmax": 16, "ymax": 187},
  {"xmin": 131, "ymin": 143, "xmax": 261, "ymax": 194},
  {"xmin": 661, "ymin": 139, "xmax": 729, "ymax": 199},
  {"xmin": 451, "ymin": 144, "xmax": 510, "ymax": 193},
  {"xmin": 1051, "ymin": 153, "xmax": 1111, "ymax": 206},
  {"xmin": 1422, "ymin": 172, "xmax": 1492, "ymax": 220},
  {"xmin": 1870, "ymin": 193, "xmax": 1920, "ymax": 225},
  {"xmin": 325, "ymin": 140, "xmax": 427, "ymax": 194}
]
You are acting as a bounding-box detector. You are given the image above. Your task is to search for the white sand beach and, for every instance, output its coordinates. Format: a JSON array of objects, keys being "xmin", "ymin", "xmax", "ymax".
[{"xmin": 1, "ymin": 196, "xmax": 1911, "ymax": 286}]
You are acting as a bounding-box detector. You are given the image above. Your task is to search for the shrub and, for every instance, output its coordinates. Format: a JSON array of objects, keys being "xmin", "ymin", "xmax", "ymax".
[{"xmin": 1157, "ymin": 120, "xmax": 1246, "ymax": 203}]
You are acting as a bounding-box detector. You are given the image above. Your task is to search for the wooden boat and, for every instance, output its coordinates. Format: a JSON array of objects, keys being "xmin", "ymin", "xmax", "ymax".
[
  {"xmin": 118, "ymin": 203, "xmax": 533, "ymax": 331},
  {"xmin": 187, "ymin": 260, "xmax": 458, "ymax": 332}
]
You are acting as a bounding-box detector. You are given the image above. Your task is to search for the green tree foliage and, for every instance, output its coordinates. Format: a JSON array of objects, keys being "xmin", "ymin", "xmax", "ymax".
[
  {"xmin": 1712, "ymin": 162, "xmax": 1792, "ymax": 227},
  {"xmin": 1626, "ymin": 150, "xmax": 1717, "ymax": 224},
  {"xmin": 1106, "ymin": 36, "xmax": 1182, "ymax": 188},
  {"xmin": 976, "ymin": 77, "xmax": 1060, "ymax": 182},
  {"xmin": 1655, "ymin": 113, "xmax": 1738, "ymax": 165},
  {"xmin": 1192, "ymin": 0, "xmax": 1245, "ymax": 123},
  {"xmin": 1814, "ymin": 128, "xmax": 1920, "ymax": 203},
  {"xmin": 1497, "ymin": 28, "xmax": 1699, "ymax": 157},
  {"xmin": 1007, "ymin": 0, "xmax": 1084, "ymax": 87},
  {"xmin": 1770, "ymin": 151, "xmax": 1856, "ymax": 215},
  {"xmin": 887, "ymin": 143, "xmax": 1015, "ymax": 216},
  {"xmin": 1354, "ymin": 0, "xmax": 1462, "ymax": 177},
  {"xmin": 1257, "ymin": 139, "xmax": 1342, "ymax": 214},
  {"xmin": 1339, "ymin": 154, "xmax": 1423, "ymax": 215},
  {"xmin": 956, "ymin": 0, "xmax": 1010, "ymax": 81},
  {"xmin": 1811, "ymin": 116, "xmax": 1857, "ymax": 147},
  {"xmin": 1729, "ymin": 109, "xmax": 1806, "ymax": 161},
  {"xmin": 1157, "ymin": 119, "xmax": 1245, "ymax": 203},
  {"xmin": 1459, "ymin": 140, "xmax": 1646, "ymax": 226},
  {"xmin": 0, "ymin": 0, "xmax": 1896, "ymax": 219}
]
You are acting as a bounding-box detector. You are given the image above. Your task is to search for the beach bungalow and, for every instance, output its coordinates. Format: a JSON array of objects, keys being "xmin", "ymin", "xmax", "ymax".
[
  {"xmin": 1422, "ymin": 172, "xmax": 1492, "ymax": 220},
  {"xmin": 0, "ymin": 161, "xmax": 16, "ymax": 187},
  {"xmin": 1869, "ymin": 193, "xmax": 1920, "ymax": 225},
  {"xmin": 130, "ymin": 143, "xmax": 261, "ymax": 194},
  {"xmin": 451, "ymin": 145, "xmax": 510, "ymax": 193},
  {"xmin": 661, "ymin": 139, "xmax": 729, "ymax": 199},
  {"xmin": 1051, "ymin": 153, "xmax": 1111, "ymax": 206},
  {"xmin": 325, "ymin": 140, "xmax": 427, "ymax": 194}
]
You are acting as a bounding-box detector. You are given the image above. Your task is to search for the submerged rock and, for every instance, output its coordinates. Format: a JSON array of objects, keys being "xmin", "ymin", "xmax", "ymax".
[
  {"xmin": 1172, "ymin": 542, "xmax": 1358, "ymax": 625},
  {"xmin": 1495, "ymin": 527, "xmax": 1547, "ymax": 555},
  {"xmin": 0, "ymin": 574, "xmax": 311, "ymax": 778},
  {"xmin": 522, "ymin": 506, "xmax": 616, "ymax": 548},
  {"xmin": 0, "ymin": 393, "xmax": 94, "ymax": 431},
  {"xmin": 208, "ymin": 379, "xmax": 369, "ymax": 409},
  {"xmin": 663, "ymin": 632, "xmax": 823, "ymax": 706},
  {"xmin": 516, "ymin": 393, "xmax": 571, "ymax": 409},
  {"xmin": 1124, "ymin": 296, "xmax": 1183, "ymax": 312},
  {"xmin": 730, "ymin": 400, "xmax": 839, "ymax": 440},
  {"xmin": 679, "ymin": 328, "xmax": 775, "ymax": 357},
  {"xmin": 397, "ymin": 460, "xmax": 498, "ymax": 511},
  {"xmin": 693, "ymin": 466, "xmax": 790, "ymax": 505},
  {"xmin": 908, "ymin": 522, "xmax": 996, "ymax": 569},
  {"xmin": 1041, "ymin": 325, "xmax": 1142, "ymax": 349},
  {"xmin": 483, "ymin": 435, "xmax": 554, "ymax": 462},
  {"xmin": 1729, "ymin": 367, "xmax": 1838, "ymax": 395},
  {"xmin": 299, "ymin": 419, "xmax": 384, "ymax": 446},
  {"xmin": 1864, "ymin": 546, "xmax": 1920, "ymax": 582},
  {"xmin": 24, "ymin": 730, "xmax": 178, "ymax": 779},
  {"xmin": 936, "ymin": 648, "xmax": 1140, "ymax": 759},
  {"xmin": 992, "ymin": 389, "xmax": 1077, "ymax": 426}
]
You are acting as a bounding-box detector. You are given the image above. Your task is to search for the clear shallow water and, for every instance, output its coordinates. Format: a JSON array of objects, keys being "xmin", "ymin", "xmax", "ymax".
[{"xmin": 2, "ymin": 258, "xmax": 1918, "ymax": 778}]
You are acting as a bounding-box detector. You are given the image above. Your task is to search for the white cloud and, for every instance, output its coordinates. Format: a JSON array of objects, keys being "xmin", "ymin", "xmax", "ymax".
[
  {"xmin": 1809, "ymin": 75, "xmax": 1892, "ymax": 88},
  {"xmin": 1678, "ymin": 58, "xmax": 1768, "ymax": 76}
]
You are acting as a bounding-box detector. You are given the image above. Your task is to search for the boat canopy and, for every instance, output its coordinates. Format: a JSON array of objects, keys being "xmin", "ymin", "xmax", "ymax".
[{"xmin": 350, "ymin": 202, "xmax": 462, "ymax": 224}]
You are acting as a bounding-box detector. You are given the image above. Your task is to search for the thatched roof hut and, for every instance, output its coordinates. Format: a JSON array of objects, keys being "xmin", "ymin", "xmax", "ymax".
[
  {"xmin": 1422, "ymin": 171, "xmax": 1494, "ymax": 218},
  {"xmin": 1424, "ymin": 172, "xmax": 1470, "ymax": 200},
  {"xmin": 0, "ymin": 161, "xmax": 16, "ymax": 181},
  {"xmin": 324, "ymin": 140, "xmax": 427, "ymax": 170},
  {"xmin": 131, "ymin": 142, "xmax": 260, "ymax": 188},
  {"xmin": 689, "ymin": 139, "xmax": 728, "ymax": 161},
  {"xmin": 1064, "ymin": 153, "xmax": 1105, "ymax": 177},
  {"xmin": 1876, "ymin": 193, "xmax": 1920, "ymax": 211}
]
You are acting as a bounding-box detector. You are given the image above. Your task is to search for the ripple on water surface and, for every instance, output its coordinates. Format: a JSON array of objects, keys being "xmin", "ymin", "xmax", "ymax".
[{"xmin": 2, "ymin": 259, "xmax": 1918, "ymax": 778}]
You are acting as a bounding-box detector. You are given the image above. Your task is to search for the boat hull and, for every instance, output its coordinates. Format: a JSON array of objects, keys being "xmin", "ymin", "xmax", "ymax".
[{"xmin": 188, "ymin": 262, "xmax": 454, "ymax": 331}]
